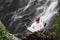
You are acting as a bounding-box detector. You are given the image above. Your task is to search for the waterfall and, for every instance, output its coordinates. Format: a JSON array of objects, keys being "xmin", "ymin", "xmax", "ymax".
[
  {"xmin": 14, "ymin": 0, "xmax": 58, "ymax": 38},
  {"xmin": 40, "ymin": 0, "xmax": 58, "ymax": 27},
  {"xmin": 0, "ymin": 0, "xmax": 58, "ymax": 39},
  {"xmin": 9, "ymin": 0, "xmax": 58, "ymax": 27},
  {"xmin": 32, "ymin": 0, "xmax": 58, "ymax": 27}
]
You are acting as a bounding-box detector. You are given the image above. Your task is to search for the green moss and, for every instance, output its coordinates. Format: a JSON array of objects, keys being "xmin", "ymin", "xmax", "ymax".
[
  {"xmin": 53, "ymin": 17, "xmax": 60, "ymax": 29},
  {"xmin": 53, "ymin": 16, "xmax": 60, "ymax": 40}
]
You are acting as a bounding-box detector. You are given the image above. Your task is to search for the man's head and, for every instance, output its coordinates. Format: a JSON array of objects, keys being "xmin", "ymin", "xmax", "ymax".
[{"xmin": 36, "ymin": 16, "xmax": 40, "ymax": 23}]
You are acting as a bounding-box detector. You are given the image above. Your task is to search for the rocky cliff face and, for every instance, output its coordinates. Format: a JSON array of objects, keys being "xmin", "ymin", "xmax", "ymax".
[
  {"xmin": 0, "ymin": 0, "xmax": 29, "ymax": 19},
  {"xmin": 0, "ymin": 0, "xmax": 36, "ymax": 38},
  {"xmin": 0, "ymin": 0, "xmax": 30, "ymax": 38}
]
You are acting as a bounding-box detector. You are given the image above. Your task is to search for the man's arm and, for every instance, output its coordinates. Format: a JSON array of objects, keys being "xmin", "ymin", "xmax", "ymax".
[
  {"xmin": 27, "ymin": 23, "xmax": 35, "ymax": 32},
  {"xmin": 39, "ymin": 23, "xmax": 47, "ymax": 31}
]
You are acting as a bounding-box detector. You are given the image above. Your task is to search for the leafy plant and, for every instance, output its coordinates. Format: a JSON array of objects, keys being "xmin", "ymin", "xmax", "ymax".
[
  {"xmin": 0, "ymin": 21, "xmax": 13, "ymax": 40},
  {"xmin": 53, "ymin": 8, "xmax": 60, "ymax": 40}
]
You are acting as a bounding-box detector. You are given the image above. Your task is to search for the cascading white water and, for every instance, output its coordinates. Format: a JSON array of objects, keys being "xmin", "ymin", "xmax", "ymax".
[
  {"xmin": 9, "ymin": 0, "xmax": 58, "ymax": 33},
  {"xmin": 6, "ymin": 0, "xmax": 58, "ymax": 39},
  {"xmin": 39, "ymin": 0, "xmax": 58, "ymax": 27},
  {"xmin": 31, "ymin": 0, "xmax": 58, "ymax": 27}
]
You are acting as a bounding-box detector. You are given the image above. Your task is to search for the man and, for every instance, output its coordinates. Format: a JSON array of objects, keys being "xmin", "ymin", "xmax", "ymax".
[{"xmin": 25, "ymin": 16, "xmax": 46, "ymax": 32}]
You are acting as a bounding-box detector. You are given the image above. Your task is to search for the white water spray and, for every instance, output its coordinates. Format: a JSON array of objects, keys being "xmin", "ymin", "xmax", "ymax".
[
  {"xmin": 33, "ymin": 0, "xmax": 58, "ymax": 27},
  {"xmin": 40, "ymin": 0, "xmax": 58, "ymax": 26}
]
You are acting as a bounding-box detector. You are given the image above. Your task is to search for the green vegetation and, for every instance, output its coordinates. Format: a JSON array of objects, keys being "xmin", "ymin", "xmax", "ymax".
[
  {"xmin": 0, "ymin": 21, "xmax": 13, "ymax": 40},
  {"xmin": 53, "ymin": 16, "xmax": 60, "ymax": 40},
  {"xmin": 53, "ymin": 8, "xmax": 60, "ymax": 40}
]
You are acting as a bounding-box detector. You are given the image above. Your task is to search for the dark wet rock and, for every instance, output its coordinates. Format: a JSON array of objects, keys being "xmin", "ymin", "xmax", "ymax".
[{"xmin": 23, "ymin": 31, "xmax": 55, "ymax": 40}]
